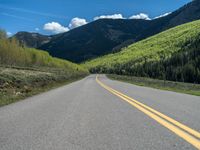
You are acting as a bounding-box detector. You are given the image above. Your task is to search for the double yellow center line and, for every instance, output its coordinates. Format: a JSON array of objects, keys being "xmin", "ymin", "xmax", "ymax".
[{"xmin": 96, "ymin": 75, "xmax": 200, "ymax": 149}]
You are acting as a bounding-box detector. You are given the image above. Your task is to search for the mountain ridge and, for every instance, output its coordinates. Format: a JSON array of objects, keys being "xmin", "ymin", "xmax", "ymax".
[{"xmin": 13, "ymin": 32, "xmax": 52, "ymax": 48}]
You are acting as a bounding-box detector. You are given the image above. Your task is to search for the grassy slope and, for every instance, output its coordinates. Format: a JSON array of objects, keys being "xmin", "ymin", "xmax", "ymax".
[
  {"xmin": 107, "ymin": 74, "xmax": 200, "ymax": 96},
  {"xmin": 0, "ymin": 35, "xmax": 89, "ymax": 106},
  {"xmin": 84, "ymin": 20, "xmax": 200, "ymax": 79},
  {"xmin": 0, "ymin": 67, "xmax": 86, "ymax": 107}
]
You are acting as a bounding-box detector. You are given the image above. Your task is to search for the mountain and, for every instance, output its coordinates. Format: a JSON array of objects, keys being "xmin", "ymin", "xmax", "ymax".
[
  {"xmin": 14, "ymin": 0, "xmax": 200, "ymax": 63},
  {"xmin": 135, "ymin": 0, "xmax": 200, "ymax": 41},
  {"xmin": 40, "ymin": 19, "xmax": 151, "ymax": 62},
  {"xmin": 84, "ymin": 20, "xmax": 200, "ymax": 84},
  {"xmin": 13, "ymin": 32, "xmax": 52, "ymax": 48}
]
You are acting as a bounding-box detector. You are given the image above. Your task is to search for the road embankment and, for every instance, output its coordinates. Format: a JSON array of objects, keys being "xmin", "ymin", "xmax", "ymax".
[
  {"xmin": 107, "ymin": 74, "xmax": 200, "ymax": 96},
  {"xmin": 0, "ymin": 66, "xmax": 87, "ymax": 107}
]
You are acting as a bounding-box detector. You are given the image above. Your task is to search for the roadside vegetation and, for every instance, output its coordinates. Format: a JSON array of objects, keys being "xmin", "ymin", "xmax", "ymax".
[
  {"xmin": 107, "ymin": 74, "xmax": 200, "ymax": 96},
  {"xmin": 84, "ymin": 20, "xmax": 200, "ymax": 84},
  {"xmin": 0, "ymin": 29, "xmax": 89, "ymax": 106}
]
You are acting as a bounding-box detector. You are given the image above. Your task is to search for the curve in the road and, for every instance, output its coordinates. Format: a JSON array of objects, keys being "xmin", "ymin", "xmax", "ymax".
[{"xmin": 96, "ymin": 75, "xmax": 200, "ymax": 149}]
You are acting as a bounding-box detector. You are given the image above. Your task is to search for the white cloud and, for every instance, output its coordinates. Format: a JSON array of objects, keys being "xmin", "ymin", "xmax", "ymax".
[
  {"xmin": 69, "ymin": 17, "xmax": 88, "ymax": 29},
  {"xmin": 154, "ymin": 12, "xmax": 171, "ymax": 19},
  {"xmin": 6, "ymin": 32, "xmax": 12, "ymax": 37},
  {"xmin": 43, "ymin": 22, "xmax": 69, "ymax": 34},
  {"xmin": 94, "ymin": 14, "xmax": 124, "ymax": 20},
  {"xmin": 129, "ymin": 13, "xmax": 151, "ymax": 20},
  {"xmin": 35, "ymin": 28, "xmax": 39, "ymax": 31}
]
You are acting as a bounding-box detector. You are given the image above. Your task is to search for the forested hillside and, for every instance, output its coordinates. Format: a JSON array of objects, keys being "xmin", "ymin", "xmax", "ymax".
[
  {"xmin": 84, "ymin": 20, "xmax": 200, "ymax": 84},
  {"xmin": 0, "ymin": 30, "xmax": 88, "ymax": 75}
]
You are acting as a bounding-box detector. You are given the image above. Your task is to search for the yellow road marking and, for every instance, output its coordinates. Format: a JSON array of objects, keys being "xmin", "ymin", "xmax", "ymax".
[
  {"xmin": 99, "ymin": 78, "xmax": 200, "ymax": 139},
  {"xmin": 96, "ymin": 75, "xmax": 200, "ymax": 149}
]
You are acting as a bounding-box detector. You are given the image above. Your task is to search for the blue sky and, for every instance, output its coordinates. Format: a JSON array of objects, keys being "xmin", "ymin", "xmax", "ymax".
[{"xmin": 0, "ymin": 0, "xmax": 191, "ymax": 36}]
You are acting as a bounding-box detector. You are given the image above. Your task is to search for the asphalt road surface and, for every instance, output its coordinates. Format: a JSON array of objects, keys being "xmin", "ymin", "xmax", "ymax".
[{"xmin": 0, "ymin": 75, "xmax": 199, "ymax": 150}]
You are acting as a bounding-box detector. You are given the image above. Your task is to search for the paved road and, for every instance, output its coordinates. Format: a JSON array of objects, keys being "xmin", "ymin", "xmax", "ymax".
[{"xmin": 0, "ymin": 75, "xmax": 199, "ymax": 150}]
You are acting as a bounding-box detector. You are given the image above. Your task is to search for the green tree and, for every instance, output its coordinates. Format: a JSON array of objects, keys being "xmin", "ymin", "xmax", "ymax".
[{"xmin": 0, "ymin": 29, "xmax": 7, "ymax": 39}]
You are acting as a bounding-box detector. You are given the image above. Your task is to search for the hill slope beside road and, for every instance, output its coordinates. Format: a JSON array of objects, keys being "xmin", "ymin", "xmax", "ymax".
[
  {"xmin": 0, "ymin": 75, "xmax": 199, "ymax": 150},
  {"xmin": 0, "ymin": 31, "xmax": 89, "ymax": 106},
  {"xmin": 84, "ymin": 20, "xmax": 200, "ymax": 84}
]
